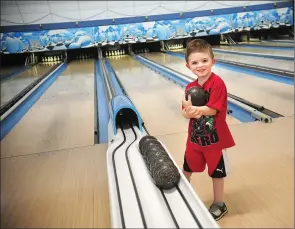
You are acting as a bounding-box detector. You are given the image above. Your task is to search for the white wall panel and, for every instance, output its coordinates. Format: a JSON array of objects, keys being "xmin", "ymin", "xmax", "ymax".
[
  {"xmin": 150, "ymin": 6, "xmax": 177, "ymax": 15},
  {"xmin": 78, "ymin": 1, "xmax": 107, "ymax": 11},
  {"xmin": 108, "ymin": 6, "xmax": 134, "ymax": 17},
  {"xmin": 1, "ymin": 14, "xmax": 23, "ymax": 26},
  {"xmin": 1, "ymin": 1, "xmax": 18, "ymax": 6},
  {"xmin": 161, "ymin": 2, "xmax": 188, "ymax": 12},
  {"xmin": 134, "ymin": 1, "xmax": 161, "ymax": 7},
  {"xmin": 49, "ymin": 2, "xmax": 79, "ymax": 12},
  {"xmin": 22, "ymin": 13, "xmax": 52, "ymax": 24},
  {"xmin": 133, "ymin": 5, "xmax": 160, "ymax": 16},
  {"xmin": 16, "ymin": 1, "xmax": 45, "ymax": 5},
  {"xmin": 19, "ymin": 3, "xmax": 50, "ymax": 14},
  {"xmin": 107, "ymin": 1, "xmax": 134, "ymax": 8},
  {"xmin": 80, "ymin": 10, "xmax": 108, "ymax": 21},
  {"xmin": 0, "ymin": 0, "xmax": 284, "ymax": 26},
  {"xmin": 1, "ymin": 5, "xmax": 20, "ymax": 15},
  {"xmin": 52, "ymin": 11, "xmax": 81, "ymax": 22}
]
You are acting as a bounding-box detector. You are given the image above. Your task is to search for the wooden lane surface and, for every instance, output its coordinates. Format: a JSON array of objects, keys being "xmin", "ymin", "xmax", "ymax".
[
  {"xmin": 213, "ymin": 45, "xmax": 294, "ymax": 57},
  {"xmin": 1, "ymin": 117, "xmax": 293, "ymax": 228},
  {"xmin": 1, "ymin": 60, "xmax": 95, "ymax": 158},
  {"xmin": 157, "ymin": 116, "xmax": 294, "ymax": 228},
  {"xmin": 239, "ymin": 41, "xmax": 294, "ymax": 47},
  {"xmin": 1, "ymin": 144, "xmax": 110, "ymax": 228},
  {"xmin": 108, "ymin": 56, "xmax": 241, "ymax": 137},
  {"xmin": 214, "ymin": 52, "xmax": 294, "ymax": 72},
  {"xmin": 0, "ymin": 65, "xmax": 25, "ymax": 77},
  {"xmin": 144, "ymin": 53, "xmax": 294, "ymax": 117},
  {"xmin": 1, "ymin": 63, "xmax": 55, "ymax": 107}
]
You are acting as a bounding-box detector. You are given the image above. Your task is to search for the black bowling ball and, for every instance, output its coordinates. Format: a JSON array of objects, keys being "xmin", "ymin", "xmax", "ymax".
[
  {"xmin": 139, "ymin": 136, "xmax": 157, "ymax": 154},
  {"xmin": 147, "ymin": 154, "xmax": 172, "ymax": 171},
  {"xmin": 142, "ymin": 141, "xmax": 164, "ymax": 157},
  {"xmin": 152, "ymin": 161, "xmax": 180, "ymax": 190},
  {"xmin": 185, "ymin": 86, "xmax": 208, "ymax": 106}
]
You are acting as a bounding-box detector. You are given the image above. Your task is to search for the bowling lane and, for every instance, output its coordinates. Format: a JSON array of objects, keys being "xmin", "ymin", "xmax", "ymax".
[
  {"xmin": 108, "ymin": 56, "xmax": 241, "ymax": 137},
  {"xmin": 213, "ymin": 45, "xmax": 294, "ymax": 57},
  {"xmin": 0, "ymin": 65, "xmax": 24, "ymax": 78},
  {"xmin": 1, "ymin": 59, "xmax": 95, "ymax": 158},
  {"xmin": 239, "ymin": 41, "xmax": 294, "ymax": 48},
  {"xmin": 1, "ymin": 63, "xmax": 55, "ymax": 107},
  {"xmin": 214, "ymin": 52, "xmax": 294, "ymax": 72},
  {"xmin": 144, "ymin": 53, "xmax": 294, "ymax": 117}
]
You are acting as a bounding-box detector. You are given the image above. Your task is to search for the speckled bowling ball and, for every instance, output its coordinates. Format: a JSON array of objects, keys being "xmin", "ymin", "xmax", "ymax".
[
  {"xmin": 185, "ymin": 86, "xmax": 208, "ymax": 106},
  {"xmin": 145, "ymin": 146, "xmax": 170, "ymax": 168},
  {"xmin": 142, "ymin": 141, "xmax": 164, "ymax": 157},
  {"xmin": 152, "ymin": 161, "xmax": 180, "ymax": 190},
  {"xmin": 147, "ymin": 153, "xmax": 172, "ymax": 171},
  {"xmin": 139, "ymin": 136, "xmax": 157, "ymax": 154}
]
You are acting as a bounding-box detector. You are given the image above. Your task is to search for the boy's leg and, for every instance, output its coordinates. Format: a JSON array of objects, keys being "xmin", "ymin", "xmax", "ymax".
[
  {"xmin": 182, "ymin": 148, "xmax": 206, "ymax": 182},
  {"xmin": 204, "ymin": 150, "xmax": 228, "ymax": 221},
  {"xmin": 212, "ymin": 178, "xmax": 224, "ymax": 203},
  {"xmin": 182, "ymin": 154, "xmax": 192, "ymax": 182}
]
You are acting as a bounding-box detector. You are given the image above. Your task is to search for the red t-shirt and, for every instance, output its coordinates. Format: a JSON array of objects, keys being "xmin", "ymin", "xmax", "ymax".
[{"xmin": 182, "ymin": 72, "xmax": 235, "ymax": 152}]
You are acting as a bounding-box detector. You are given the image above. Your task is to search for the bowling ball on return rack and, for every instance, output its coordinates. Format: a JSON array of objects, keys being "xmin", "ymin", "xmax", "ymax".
[
  {"xmin": 138, "ymin": 135, "xmax": 181, "ymax": 190},
  {"xmin": 142, "ymin": 140, "xmax": 164, "ymax": 157},
  {"xmin": 152, "ymin": 160, "xmax": 180, "ymax": 190},
  {"xmin": 185, "ymin": 86, "xmax": 208, "ymax": 106},
  {"xmin": 147, "ymin": 153, "xmax": 172, "ymax": 171},
  {"xmin": 139, "ymin": 136, "xmax": 157, "ymax": 154},
  {"xmin": 145, "ymin": 145, "xmax": 170, "ymax": 167}
]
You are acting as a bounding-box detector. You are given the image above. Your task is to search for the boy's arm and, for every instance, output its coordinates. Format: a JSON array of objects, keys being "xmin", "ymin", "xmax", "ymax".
[
  {"xmin": 184, "ymin": 105, "xmax": 217, "ymax": 119},
  {"xmin": 196, "ymin": 105, "xmax": 217, "ymax": 116},
  {"xmin": 182, "ymin": 107, "xmax": 191, "ymax": 119}
]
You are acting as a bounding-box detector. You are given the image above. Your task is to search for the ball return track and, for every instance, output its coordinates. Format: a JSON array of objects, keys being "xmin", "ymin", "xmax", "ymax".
[
  {"xmin": 107, "ymin": 121, "xmax": 218, "ymax": 228},
  {"xmin": 97, "ymin": 49, "xmax": 219, "ymax": 228}
]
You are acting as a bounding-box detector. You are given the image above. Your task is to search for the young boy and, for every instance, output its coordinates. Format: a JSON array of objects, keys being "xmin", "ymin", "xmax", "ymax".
[{"xmin": 181, "ymin": 39, "xmax": 235, "ymax": 221}]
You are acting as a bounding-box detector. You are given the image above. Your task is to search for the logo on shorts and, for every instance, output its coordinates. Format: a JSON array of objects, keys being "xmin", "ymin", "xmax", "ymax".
[{"xmin": 216, "ymin": 168, "xmax": 223, "ymax": 173}]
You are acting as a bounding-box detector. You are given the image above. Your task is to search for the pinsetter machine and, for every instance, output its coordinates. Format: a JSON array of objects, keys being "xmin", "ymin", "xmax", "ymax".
[{"xmin": 98, "ymin": 52, "xmax": 219, "ymax": 228}]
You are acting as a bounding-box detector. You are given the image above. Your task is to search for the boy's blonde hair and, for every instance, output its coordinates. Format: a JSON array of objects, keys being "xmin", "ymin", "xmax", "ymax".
[{"xmin": 185, "ymin": 39, "xmax": 214, "ymax": 62}]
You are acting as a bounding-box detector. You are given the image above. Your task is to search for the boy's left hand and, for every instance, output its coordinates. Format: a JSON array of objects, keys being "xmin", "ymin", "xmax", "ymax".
[{"xmin": 186, "ymin": 106, "xmax": 203, "ymax": 119}]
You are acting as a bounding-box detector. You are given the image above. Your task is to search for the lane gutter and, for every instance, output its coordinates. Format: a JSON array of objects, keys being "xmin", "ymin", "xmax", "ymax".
[{"xmin": 0, "ymin": 62, "xmax": 68, "ymax": 141}]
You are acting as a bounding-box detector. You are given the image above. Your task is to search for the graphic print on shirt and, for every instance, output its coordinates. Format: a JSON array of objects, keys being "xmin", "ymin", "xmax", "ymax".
[{"xmin": 190, "ymin": 88, "xmax": 220, "ymax": 147}]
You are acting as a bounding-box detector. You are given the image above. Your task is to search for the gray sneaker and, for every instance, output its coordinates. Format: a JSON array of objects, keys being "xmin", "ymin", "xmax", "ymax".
[{"xmin": 209, "ymin": 202, "xmax": 228, "ymax": 221}]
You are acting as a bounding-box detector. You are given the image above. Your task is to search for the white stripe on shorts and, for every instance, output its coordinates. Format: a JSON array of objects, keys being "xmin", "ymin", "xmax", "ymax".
[{"xmin": 222, "ymin": 149, "xmax": 230, "ymax": 176}]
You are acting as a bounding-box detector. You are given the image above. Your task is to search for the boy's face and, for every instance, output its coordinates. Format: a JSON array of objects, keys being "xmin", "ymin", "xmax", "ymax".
[{"xmin": 186, "ymin": 51, "xmax": 215, "ymax": 79}]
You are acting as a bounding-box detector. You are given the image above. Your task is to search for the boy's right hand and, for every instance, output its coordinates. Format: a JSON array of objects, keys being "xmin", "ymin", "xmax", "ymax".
[
  {"xmin": 182, "ymin": 94, "xmax": 192, "ymax": 109},
  {"xmin": 182, "ymin": 94, "xmax": 194, "ymax": 119}
]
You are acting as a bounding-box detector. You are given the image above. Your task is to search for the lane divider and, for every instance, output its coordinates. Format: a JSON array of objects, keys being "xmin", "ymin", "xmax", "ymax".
[
  {"xmin": 223, "ymin": 44, "xmax": 294, "ymax": 51},
  {"xmin": 134, "ymin": 54, "xmax": 275, "ymax": 123},
  {"xmin": 95, "ymin": 59, "xmax": 109, "ymax": 144},
  {"xmin": 166, "ymin": 51, "xmax": 293, "ymax": 85},
  {"xmin": 0, "ymin": 63, "xmax": 68, "ymax": 141},
  {"xmin": 212, "ymin": 48, "xmax": 294, "ymax": 61}
]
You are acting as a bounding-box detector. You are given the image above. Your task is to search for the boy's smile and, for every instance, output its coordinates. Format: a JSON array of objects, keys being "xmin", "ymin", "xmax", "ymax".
[{"xmin": 186, "ymin": 52, "xmax": 215, "ymax": 82}]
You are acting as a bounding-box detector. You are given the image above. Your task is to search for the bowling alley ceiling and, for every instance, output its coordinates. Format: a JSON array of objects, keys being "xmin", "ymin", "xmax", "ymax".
[{"xmin": 1, "ymin": 0, "xmax": 285, "ymax": 26}]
